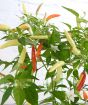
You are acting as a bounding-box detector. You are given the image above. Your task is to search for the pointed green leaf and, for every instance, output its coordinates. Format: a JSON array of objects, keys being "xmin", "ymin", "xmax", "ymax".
[
  {"xmin": 62, "ymin": 6, "xmax": 79, "ymax": 17},
  {"xmin": 0, "ymin": 75, "xmax": 14, "ymax": 85},
  {"xmin": 1, "ymin": 87, "xmax": 13, "ymax": 105},
  {"xmin": 52, "ymin": 91, "xmax": 66, "ymax": 101},
  {"xmin": 39, "ymin": 96, "xmax": 53, "ymax": 105},
  {"xmin": 67, "ymin": 69, "xmax": 73, "ymax": 79},
  {"xmin": 24, "ymin": 85, "xmax": 38, "ymax": 105},
  {"xmin": 13, "ymin": 87, "xmax": 25, "ymax": 105},
  {"xmin": 63, "ymin": 22, "xmax": 71, "ymax": 30}
]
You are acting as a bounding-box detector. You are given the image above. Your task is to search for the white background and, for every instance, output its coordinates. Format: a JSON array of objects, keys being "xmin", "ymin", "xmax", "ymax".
[{"xmin": 0, "ymin": 0, "xmax": 88, "ymax": 104}]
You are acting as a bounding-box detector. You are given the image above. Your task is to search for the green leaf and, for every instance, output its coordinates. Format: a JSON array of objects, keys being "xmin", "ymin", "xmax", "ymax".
[
  {"xmin": 73, "ymin": 69, "xmax": 79, "ymax": 79},
  {"xmin": 52, "ymin": 49, "xmax": 70, "ymax": 61},
  {"xmin": 67, "ymin": 80, "xmax": 73, "ymax": 87},
  {"xmin": 56, "ymin": 84, "xmax": 67, "ymax": 88},
  {"xmin": 0, "ymin": 75, "xmax": 14, "ymax": 85},
  {"xmin": 18, "ymin": 37, "xmax": 26, "ymax": 45},
  {"xmin": 63, "ymin": 22, "xmax": 71, "ymax": 30},
  {"xmin": 1, "ymin": 87, "xmax": 13, "ymax": 105},
  {"xmin": 0, "ymin": 60, "xmax": 13, "ymax": 70},
  {"xmin": 39, "ymin": 96, "xmax": 53, "ymax": 105},
  {"xmin": 62, "ymin": 6, "xmax": 79, "ymax": 17},
  {"xmin": 84, "ymin": 63, "xmax": 88, "ymax": 74},
  {"xmin": 49, "ymin": 29, "xmax": 60, "ymax": 44},
  {"xmin": 45, "ymin": 70, "xmax": 56, "ymax": 79},
  {"xmin": 18, "ymin": 45, "xmax": 23, "ymax": 54},
  {"xmin": 15, "ymin": 70, "xmax": 39, "ymax": 80},
  {"xmin": 52, "ymin": 91, "xmax": 66, "ymax": 101},
  {"xmin": 73, "ymin": 60, "xmax": 80, "ymax": 68},
  {"xmin": 24, "ymin": 85, "xmax": 38, "ymax": 105},
  {"xmin": 74, "ymin": 97, "xmax": 79, "ymax": 103},
  {"xmin": 67, "ymin": 69, "xmax": 73, "ymax": 79},
  {"xmin": 42, "ymin": 49, "xmax": 51, "ymax": 65},
  {"xmin": 13, "ymin": 87, "xmax": 25, "ymax": 105}
]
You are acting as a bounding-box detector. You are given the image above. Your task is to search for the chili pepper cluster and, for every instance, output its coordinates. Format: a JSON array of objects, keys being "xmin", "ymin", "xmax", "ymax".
[{"xmin": 31, "ymin": 43, "xmax": 43, "ymax": 72}]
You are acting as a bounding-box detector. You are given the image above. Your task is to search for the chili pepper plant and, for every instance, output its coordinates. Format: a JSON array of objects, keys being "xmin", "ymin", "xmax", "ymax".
[{"xmin": 0, "ymin": 4, "xmax": 88, "ymax": 105}]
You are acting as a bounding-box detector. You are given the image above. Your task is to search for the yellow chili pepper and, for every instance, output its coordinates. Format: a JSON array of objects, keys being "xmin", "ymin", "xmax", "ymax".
[
  {"xmin": 18, "ymin": 47, "xmax": 26, "ymax": 64},
  {"xmin": 72, "ymin": 47, "xmax": 81, "ymax": 55},
  {"xmin": 64, "ymin": 30, "xmax": 81, "ymax": 55},
  {"xmin": 30, "ymin": 35, "xmax": 48, "ymax": 39},
  {"xmin": 0, "ymin": 24, "xmax": 10, "ymax": 31},
  {"xmin": 12, "ymin": 23, "xmax": 33, "ymax": 35},
  {"xmin": 64, "ymin": 30, "xmax": 76, "ymax": 48},
  {"xmin": 54, "ymin": 67, "xmax": 63, "ymax": 82},
  {"xmin": 22, "ymin": 2, "xmax": 28, "ymax": 15},
  {"xmin": 49, "ymin": 61, "xmax": 65, "ymax": 72},
  {"xmin": 27, "ymin": 102, "xmax": 31, "ymax": 105},
  {"xmin": 0, "ymin": 39, "xmax": 20, "ymax": 49}
]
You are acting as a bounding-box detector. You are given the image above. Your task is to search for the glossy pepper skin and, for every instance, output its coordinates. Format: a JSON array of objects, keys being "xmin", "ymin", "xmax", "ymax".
[
  {"xmin": 46, "ymin": 14, "xmax": 60, "ymax": 21},
  {"xmin": 36, "ymin": 43, "xmax": 43, "ymax": 58},
  {"xmin": 83, "ymin": 91, "xmax": 88, "ymax": 100},
  {"xmin": 32, "ymin": 45, "xmax": 36, "ymax": 72},
  {"xmin": 76, "ymin": 71, "xmax": 86, "ymax": 91}
]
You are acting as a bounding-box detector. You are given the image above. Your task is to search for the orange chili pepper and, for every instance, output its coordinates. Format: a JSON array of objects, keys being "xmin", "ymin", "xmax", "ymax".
[
  {"xmin": 46, "ymin": 14, "xmax": 60, "ymax": 21},
  {"xmin": 83, "ymin": 91, "xmax": 88, "ymax": 100},
  {"xmin": 36, "ymin": 43, "xmax": 43, "ymax": 58},
  {"xmin": 20, "ymin": 65, "xmax": 27, "ymax": 69},
  {"xmin": 32, "ymin": 45, "xmax": 36, "ymax": 72},
  {"xmin": 76, "ymin": 71, "xmax": 86, "ymax": 91}
]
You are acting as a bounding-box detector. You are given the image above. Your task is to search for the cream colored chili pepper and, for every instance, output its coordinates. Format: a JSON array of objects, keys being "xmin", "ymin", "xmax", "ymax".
[
  {"xmin": 54, "ymin": 67, "xmax": 63, "ymax": 82},
  {"xmin": 49, "ymin": 61, "xmax": 65, "ymax": 72},
  {"xmin": 72, "ymin": 47, "xmax": 81, "ymax": 55},
  {"xmin": 64, "ymin": 30, "xmax": 81, "ymax": 55},
  {"xmin": 0, "ymin": 39, "xmax": 20, "ymax": 49},
  {"xmin": 18, "ymin": 47, "xmax": 26, "ymax": 64},
  {"xmin": 0, "ymin": 24, "xmax": 10, "ymax": 31},
  {"xmin": 22, "ymin": 2, "xmax": 28, "ymax": 15},
  {"xmin": 64, "ymin": 30, "xmax": 76, "ymax": 48},
  {"xmin": 19, "ymin": 23, "xmax": 33, "ymax": 35},
  {"xmin": 27, "ymin": 102, "xmax": 31, "ymax": 105},
  {"xmin": 30, "ymin": 35, "xmax": 48, "ymax": 39}
]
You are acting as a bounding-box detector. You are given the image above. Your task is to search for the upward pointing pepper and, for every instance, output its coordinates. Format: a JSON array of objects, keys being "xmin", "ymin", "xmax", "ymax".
[
  {"xmin": 32, "ymin": 45, "xmax": 36, "ymax": 72},
  {"xmin": 76, "ymin": 71, "xmax": 86, "ymax": 91},
  {"xmin": 18, "ymin": 47, "xmax": 26, "ymax": 64},
  {"xmin": 83, "ymin": 91, "xmax": 88, "ymax": 100},
  {"xmin": 36, "ymin": 42, "xmax": 43, "ymax": 58},
  {"xmin": 46, "ymin": 14, "xmax": 60, "ymax": 21}
]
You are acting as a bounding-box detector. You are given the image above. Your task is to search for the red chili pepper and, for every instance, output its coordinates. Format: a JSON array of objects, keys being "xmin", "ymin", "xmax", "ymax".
[
  {"xmin": 20, "ymin": 65, "xmax": 27, "ymax": 69},
  {"xmin": 36, "ymin": 43, "xmax": 43, "ymax": 58},
  {"xmin": 83, "ymin": 91, "xmax": 88, "ymax": 100},
  {"xmin": 76, "ymin": 71, "xmax": 86, "ymax": 91},
  {"xmin": 46, "ymin": 14, "xmax": 60, "ymax": 21},
  {"xmin": 32, "ymin": 45, "xmax": 36, "ymax": 72}
]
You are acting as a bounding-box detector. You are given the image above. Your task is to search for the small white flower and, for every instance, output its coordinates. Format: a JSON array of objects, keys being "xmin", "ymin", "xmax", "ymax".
[
  {"xmin": 67, "ymin": 89, "xmax": 74, "ymax": 102},
  {"xmin": 51, "ymin": 44, "xmax": 59, "ymax": 52}
]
